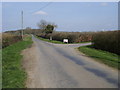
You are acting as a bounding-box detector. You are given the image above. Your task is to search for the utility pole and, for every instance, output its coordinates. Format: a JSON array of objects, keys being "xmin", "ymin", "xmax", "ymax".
[{"xmin": 21, "ymin": 11, "xmax": 23, "ymax": 40}]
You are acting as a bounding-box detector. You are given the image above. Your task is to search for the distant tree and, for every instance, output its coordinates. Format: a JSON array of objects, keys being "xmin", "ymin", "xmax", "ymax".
[
  {"xmin": 37, "ymin": 20, "xmax": 57, "ymax": 35},
  {"xmin": 26, "ymin": 27, "xmax": 31, "ymax": 30},
  {"xmin": 45, "ymin": 24, "xmax": 57, "ymax": 34},
  {"xmin": 37, "ymin": 20, "xmax": 47, "ymax": 30}
]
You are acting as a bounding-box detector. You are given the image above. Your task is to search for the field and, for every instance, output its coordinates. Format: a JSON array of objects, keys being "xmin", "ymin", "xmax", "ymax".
[{"xmin": 2, "ymin": 35, "xmax": 33, "ymax": 88}]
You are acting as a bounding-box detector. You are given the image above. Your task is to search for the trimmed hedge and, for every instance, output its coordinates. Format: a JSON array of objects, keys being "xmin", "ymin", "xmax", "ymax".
[
  {"xmin": 92, "ymin": 30, "xmax": 119, "ymax": 55},
  {"xmin": 37, "ymin": 32, "xmax": 93, "ymax": 43},
  {"xmin": 2, "ymin": 33, "xmax": 22, "ymax": 48}
]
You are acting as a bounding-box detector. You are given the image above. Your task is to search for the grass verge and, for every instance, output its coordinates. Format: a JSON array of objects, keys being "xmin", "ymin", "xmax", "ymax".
[
  {"xmin": 78, "ymin": 45, "xmax": 120, "ymax": 69},
  {"xmin": 2, "ymin": 35, "xmax": 33, "ymax": 88},
  {"xmin": 36, "ymin": 36, "xmax": 65, "ymax": 44},
  {"xmin": 0, "ymin": 50, "xmax": 2, "ymax": 89},
  {"xmin": 36, "ymin": 36, "xmax": 90, "ymax": 44}
]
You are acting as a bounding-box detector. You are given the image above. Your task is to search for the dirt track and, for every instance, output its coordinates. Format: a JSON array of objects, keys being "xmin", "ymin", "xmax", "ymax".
[{"xmin": 22, "ymin": 43, "xmax": 42, "ymax": 88}]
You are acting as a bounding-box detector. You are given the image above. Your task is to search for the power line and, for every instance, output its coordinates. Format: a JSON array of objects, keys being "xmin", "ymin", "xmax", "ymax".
[
  {"xmin": 35, "ymin": 1, "xmax": 53, "ymax": 12},
  {"xmin": 20, "ymin": 1, "xmax": 53, "ymax": 37}
]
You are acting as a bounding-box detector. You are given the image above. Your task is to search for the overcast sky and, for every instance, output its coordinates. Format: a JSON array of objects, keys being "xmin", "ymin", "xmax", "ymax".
[{"xmin": 2, "ymin": 2, "xmax": 118, "ymax": 32}]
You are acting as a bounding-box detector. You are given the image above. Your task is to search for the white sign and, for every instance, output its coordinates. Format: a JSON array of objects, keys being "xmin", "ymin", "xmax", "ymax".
[
  {"xmin": 50, "ymin": 36, "xmax": 52, "ymax": 40},
  {"xmin": 63, "ymin": 39, "xmax": 68, "ymax": 43}
]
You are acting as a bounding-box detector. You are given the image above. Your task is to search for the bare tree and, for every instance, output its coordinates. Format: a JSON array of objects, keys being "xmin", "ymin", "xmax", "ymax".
[
  {"xmin": 37, "ymin": 20, "xmax": 48, "ymax": 30},
  {"xmin": 26, "ymin": 27, "xmax": 31, "ymax": 30},
  {"xmin": 37, "ymin": 20, "xmax": 57, "ymax": 34}
]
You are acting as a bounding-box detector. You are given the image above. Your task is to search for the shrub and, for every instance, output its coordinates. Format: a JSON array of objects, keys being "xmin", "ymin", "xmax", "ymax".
[
  {"xmin": 37, "ymin": 32, "xmax": 94, "ymax": 43},
  {"xmin": 52, "ymin": 32, "xmax": 68, "ymax": 42},
  {"xmin": 67, "ymin": 33, "xmax": 79, "ymax": 43},
  {"xmin": 2, "ymin": 33, "xmax": 22, "ymax": 48},
  {"xmin": 92, "ymin": 30, "xmax": 119, "ymax": 55}
]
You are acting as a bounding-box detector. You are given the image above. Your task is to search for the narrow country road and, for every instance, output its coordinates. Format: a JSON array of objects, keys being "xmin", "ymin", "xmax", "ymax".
[{"xmin": 30, "ymin": 36, "xmax": 118, "ymax": 88}]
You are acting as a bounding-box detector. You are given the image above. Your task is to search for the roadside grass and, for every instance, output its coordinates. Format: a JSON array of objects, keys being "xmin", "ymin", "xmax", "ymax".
[
  {"xmin": 78, "ymin": 45, "xmax": 120, "ymax": 69},
  {"xmin": 0, "ymin": 50, "xmax": 2, "ymax": 89},
  {"xmin": 36, "ymin": 36, "xmax": 65, "ymax": 44},
  {"xmin": 71, "ymin": 42, "xmax": 91, "ymax": 44},
  {"xmin": 36, "ymin": 36, "xmax": 91, "ymax": 44},
  {"xmin": 2, "ymin": 35, "xmax": 33, "ymax": 88}
]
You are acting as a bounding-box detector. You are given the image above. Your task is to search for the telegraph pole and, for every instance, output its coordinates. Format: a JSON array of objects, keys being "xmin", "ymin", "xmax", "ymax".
[{"xmin": 21, "ymin": 11, "xmax": 23, "ymax": 40}]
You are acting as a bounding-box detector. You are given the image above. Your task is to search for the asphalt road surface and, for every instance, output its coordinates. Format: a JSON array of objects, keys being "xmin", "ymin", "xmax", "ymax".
[{"xmin": 32, "ymin": 36, "xmax": 119, "ymax": 88}]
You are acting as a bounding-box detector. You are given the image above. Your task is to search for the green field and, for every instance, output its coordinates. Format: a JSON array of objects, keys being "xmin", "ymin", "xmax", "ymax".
[
  {"xmin": 78, "ymin": 45, "xmax": 120, "ymax": 69},
  {"xmin": 2, "ymin": 36, "xmax": 33, "ymax": 88}
]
